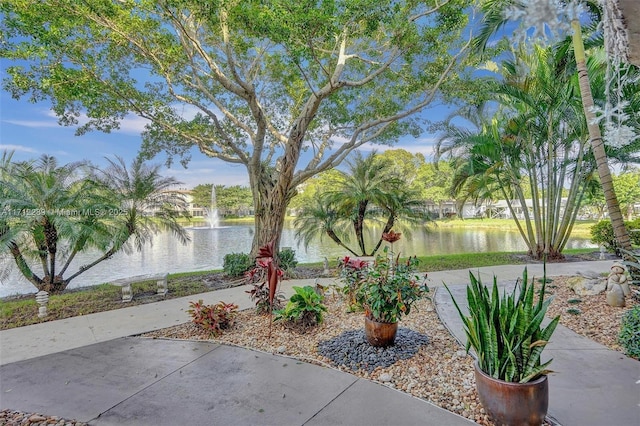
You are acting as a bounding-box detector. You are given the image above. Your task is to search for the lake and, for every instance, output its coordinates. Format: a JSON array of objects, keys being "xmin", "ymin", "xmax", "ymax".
[{"xmin": 0, "ymin": 221, "xmax": 596, "ymax": 297}]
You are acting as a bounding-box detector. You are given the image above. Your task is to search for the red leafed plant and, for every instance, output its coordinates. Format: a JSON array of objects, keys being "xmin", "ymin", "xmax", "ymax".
[
  {"xmin": 188, "ymin": 300, "xmax": 238, "ymax": 337},
  {"xmin": 245, "ymin": 240, "xmax": 284, "ymax": 314}
]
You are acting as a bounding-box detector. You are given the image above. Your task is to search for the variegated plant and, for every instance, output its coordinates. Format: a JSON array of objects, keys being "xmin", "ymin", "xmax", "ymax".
[{"xmin": 445, "ymin": 267, "xmax": 560, "ymax": 383}]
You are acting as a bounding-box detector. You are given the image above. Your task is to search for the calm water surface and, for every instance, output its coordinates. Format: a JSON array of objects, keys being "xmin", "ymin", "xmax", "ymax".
[{"xmin": 0, "ymin": 221, "xmax": 595, "ymax": 297}]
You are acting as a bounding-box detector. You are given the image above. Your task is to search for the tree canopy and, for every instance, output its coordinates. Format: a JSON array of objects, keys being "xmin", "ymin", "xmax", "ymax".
[{"xmin": 1, "ymin": 0, "xmax": 473, "ymax": 254}]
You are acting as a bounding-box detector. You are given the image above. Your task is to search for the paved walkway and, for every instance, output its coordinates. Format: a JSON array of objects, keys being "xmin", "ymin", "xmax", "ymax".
[{"xmin": 1, "ymin": 260, "xmax": 639, "ymax": 425}]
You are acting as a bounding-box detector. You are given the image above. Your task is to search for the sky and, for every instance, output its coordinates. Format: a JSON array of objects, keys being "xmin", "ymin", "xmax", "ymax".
[{"xmin": 0, "ymin": 87, "xmax": 453, "ymax": 189}]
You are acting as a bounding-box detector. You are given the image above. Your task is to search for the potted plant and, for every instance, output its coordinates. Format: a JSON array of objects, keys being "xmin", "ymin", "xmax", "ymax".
[
  {"xmin": 445, "ymin": 268, "xmax": 560, "ymax": 426},
  {"xmin": 351, "ymin": 231, "xmax": 428, "ymax": 347}
]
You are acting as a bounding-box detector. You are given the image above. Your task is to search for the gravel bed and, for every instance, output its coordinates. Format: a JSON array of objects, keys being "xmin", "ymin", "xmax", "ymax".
[
  {"xmin": 0, "ymin": 409, "xmax": 87, "ymax": 426},
  {"xmin": 317, "ymin": 328, "xmax": 430, "ymax": 372}
]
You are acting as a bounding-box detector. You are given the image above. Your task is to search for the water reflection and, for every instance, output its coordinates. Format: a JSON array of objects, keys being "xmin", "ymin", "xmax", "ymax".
[{"xmin": 0, "ymin": 221, "xmax": 595, "ymax": 297}]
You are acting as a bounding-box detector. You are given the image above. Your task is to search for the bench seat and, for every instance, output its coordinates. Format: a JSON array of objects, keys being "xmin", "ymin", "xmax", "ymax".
[{"xmin": 110, "ymin": 273, "xmax": 169, "ymax": 302}]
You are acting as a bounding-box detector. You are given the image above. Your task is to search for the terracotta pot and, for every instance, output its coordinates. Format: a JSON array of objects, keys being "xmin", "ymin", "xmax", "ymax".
[
  {"xmin": 364, "ymin": 316, "xmax": 398, "ymax": 347},
  {"xmin": 474, "ymin": 361, "xmax": 548, "ymax": 426}
]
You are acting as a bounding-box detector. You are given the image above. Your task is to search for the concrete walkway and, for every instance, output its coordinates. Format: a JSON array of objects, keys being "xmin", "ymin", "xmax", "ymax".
[{"xmin": 1, "ymin": 261, "xmax": 639, "ymax": 425}]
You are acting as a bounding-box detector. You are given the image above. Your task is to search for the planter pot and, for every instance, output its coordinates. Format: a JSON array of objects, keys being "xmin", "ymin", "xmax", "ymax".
[
  {"xmin": 364, "ymin": 316, "xmax": 398, "ymax": 347},
  {"xmin": 474, "ymin": 361, "xmax": 548, "ymax": 426}
]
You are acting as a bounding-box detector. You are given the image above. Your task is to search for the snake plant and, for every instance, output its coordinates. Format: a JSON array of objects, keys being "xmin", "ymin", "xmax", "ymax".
[{"xmin": 445, "ymin": 267, "xmax": 560, "ymax": 383}]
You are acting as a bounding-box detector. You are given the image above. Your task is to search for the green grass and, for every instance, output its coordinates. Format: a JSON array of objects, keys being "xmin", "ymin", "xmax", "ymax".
[{"xmin": 432, "ymin": 218, "xmax": 597, "ymax": 237}]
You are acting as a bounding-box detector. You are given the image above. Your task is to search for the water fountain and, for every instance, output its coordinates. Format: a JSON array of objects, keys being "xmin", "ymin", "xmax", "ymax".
[{"xmin": 206, "ymin": 185, "xmax": 220, "ymax": 228}]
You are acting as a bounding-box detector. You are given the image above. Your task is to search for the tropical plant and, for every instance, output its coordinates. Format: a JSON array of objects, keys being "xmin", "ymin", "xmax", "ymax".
[
  {"xmin": 438, "ymin": 44, "xmax": 594, "ymax": 260},
  {"xmin": 188, "ymin": 300, "xmax": 238, "ymax": 337},
  {"xmin": 295, "ymin": 151, "xmax": 431, "ymax": 256},
  {"xmin": 274, "ymin": 285, "xmax": 327, "ymax": 327},
  {"xmin": 338, "ymin": 256, "xmax": 370, "ymax": 311},
  {"xmin": 245, "ymin": 282, "xmax": 285, "ymax": 315},
  {"xmin": 354, "ymin": 232, "xmax": 428, "ymax": 323},
  {"xmin": 444, "ymin": 267, "xmax": 560, "ymax": 383},
  {"xmin": 245, "ymin": 241, "xmax": 283, "ymax": 314},
  {"xmin": 223, "ymin": 252, "xmax": 254, "ymax": 277},
  {"xmin": 473, "ymin": 0, "xmax": 634, "ymax": 258},
  {"xmin": 0, "ymin": 153, "xmax": 188, "ymax": 293},
  {"xmin": 1, "ymin": 0, "xmax": 471, "ymax": 256},
  {"xmin": 618, "ymin": 305, "xmax": 640, "ymax": 359}
]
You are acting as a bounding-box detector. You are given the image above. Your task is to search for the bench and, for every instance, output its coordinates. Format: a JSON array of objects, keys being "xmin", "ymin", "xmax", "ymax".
[{"xmin": 110, "ymin": 273, "xmax": 169, "ymax": 302}]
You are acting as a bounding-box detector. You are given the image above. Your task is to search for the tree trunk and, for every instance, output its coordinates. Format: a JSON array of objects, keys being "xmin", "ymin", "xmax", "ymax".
[
  {"xmin": 571, "ymin": 20, "xmax": 632, "ymax": 253},
  {"xmin": 252, "ymin": 183, "xmax": 289, "ymax": 258}
]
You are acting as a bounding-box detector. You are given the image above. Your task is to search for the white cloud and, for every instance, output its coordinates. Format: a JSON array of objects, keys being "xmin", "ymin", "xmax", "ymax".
[
  {"xmin": 164, "ymin": 160, "xmax": 250, "ymax": 188},
  {"xmin": 0, "ymin": 144, "xmax": 39, "ymax": 153},
  {"xmin": 2, "ymin": 118, "xmax": 59, "ymax": 128}
]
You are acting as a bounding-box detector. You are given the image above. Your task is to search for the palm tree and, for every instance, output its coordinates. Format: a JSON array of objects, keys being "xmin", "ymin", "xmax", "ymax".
[
  {"xmin": 83, "ymin": 155, "xmax": 190, "ymax": 269},
  {"xmin": 294, "ymin": 151, "xmax": 430, "ymax": 256},
  {"xmin": 0, "ymin": 153, "xmax": 189, "ymax": 293},
  {"xmin": 0, "ymin": 154, "xmax": 114, "ymax": 292},
  {"xmin": 474, "ymin": 0, "xmax": 633, "ymax": 254},
  {"xmin": 438, "ymin": 45, "xmax": 594, "ymax": 260}
]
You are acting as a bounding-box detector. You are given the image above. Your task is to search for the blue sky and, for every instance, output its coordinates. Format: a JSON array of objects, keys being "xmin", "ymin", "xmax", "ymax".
[{"xmin": 0, "ymin": 87, "xmax": 452, "ymax": 189}]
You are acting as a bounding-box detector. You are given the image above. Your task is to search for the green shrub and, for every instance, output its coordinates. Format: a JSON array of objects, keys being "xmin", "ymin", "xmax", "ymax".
[
  {"xmin": 278, "ymin": 247, "xmax": 298, "ymax": 272},
  {"xmin": 590, "ymin": 219, "xmax": 640, "ymax": 254},
  {"xmin": 188, "ymin": 300, "xmax": 238, "ymax": 337},
  {"xmin": 619, "ymin": 305, "xmax": 640, "ymax": 359},
  {"xmin": 274, "ymin": 286, "xmax": 327, "ymax": 326},
  {"xmin": 223, "ymin": 252, "xmax": 253, "ymax": 277}
]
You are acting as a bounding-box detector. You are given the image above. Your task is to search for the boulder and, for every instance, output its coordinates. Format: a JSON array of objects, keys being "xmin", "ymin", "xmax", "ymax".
[{"xmin": 566, "ymin": 276, "xmax": 607, "ymax": 296}]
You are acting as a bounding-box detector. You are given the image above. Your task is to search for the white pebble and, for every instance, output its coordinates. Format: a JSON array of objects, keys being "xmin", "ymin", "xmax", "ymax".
[{"xmin": 379, "ymin": 372, "xmax": 392, "ymax": 382}]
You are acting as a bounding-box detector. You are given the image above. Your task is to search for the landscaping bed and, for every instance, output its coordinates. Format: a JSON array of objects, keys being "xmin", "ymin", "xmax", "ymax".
[{"xmin": 142, "ymin": 275, "xmax": 638, "ymax": 425}]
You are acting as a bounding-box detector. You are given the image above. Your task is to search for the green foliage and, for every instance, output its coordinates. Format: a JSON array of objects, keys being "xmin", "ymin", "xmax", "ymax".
[
  {"xmin": 590, "ymin": 219, "xmax": 640, "ymax": 254},
  {"xmin": 355, "ymin": 245, "xmax": 429, "ymax": 323},
  {"xmin": 0, "ymin": 154, "xmax": 188, "ymax": 293},
  {"xmin": 223, "ymin": 252, "xmax": 253, "ymax": 277},
  {"xmin": 245, "ymin": 282, "xmax": 285, "ymax": 315},
  {"xmin": 1, "ymin": 0, "xmax": 471, "ymax": 255},
  {"xmin": 566, "ymin": 308, "xmax": 582, "ymax": 315},
  {"xmin": 444, "ymin": 267, "xmax": 560, "ymax": 383},
  {"xmin": 278, "ymin": 247, "xmax": 298, "ymax": 272},
  {"xmin": 187, "ymin": 300, "xmax": 238, "ymax": 337},
  {"xmin": 619, "ymin": 305, "xmax": 640, "ymax": 359},
  {"xmin": 274, "ymin": 286, "xmax": 327, "ymax": 326},
  {"xmin": 338, "ymin": 257, "xmax": 370, "ymax": 311},
  {"xmin": 619, "ymin": 248, "xmax": 640, "ymax": 287},
  {"xmin": 437, "ymin": 44, "xmax": 595, "ymax": 260},
  {"xmin": 294, "ymin": 151, "xmax": 432, "ymax": 256}
]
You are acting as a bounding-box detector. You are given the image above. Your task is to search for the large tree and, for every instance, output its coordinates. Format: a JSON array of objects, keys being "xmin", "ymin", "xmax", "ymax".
[{"xmin": 1, "ymin": 0, "xmax": 471, "ymax": 255}]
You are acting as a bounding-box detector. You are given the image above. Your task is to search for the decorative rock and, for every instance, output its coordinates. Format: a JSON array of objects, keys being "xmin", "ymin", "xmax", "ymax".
[
  {"xmin": 379, "ymin": 372, "xmax": 392, "ymax": 382},
  {"xmin": 276, "ymin": 345, "xmax": 286, "ymax": 354},
  {"xmin": 28, "ymin": 414, "xmax": 47, "ymax": 422},
  {"xmin": 566, "ymin": 276, "xmax": 607, "ymax": 296},
  {"xmin": 317, "ymin": 328, "xmax": 430, "ymax": 372}
]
